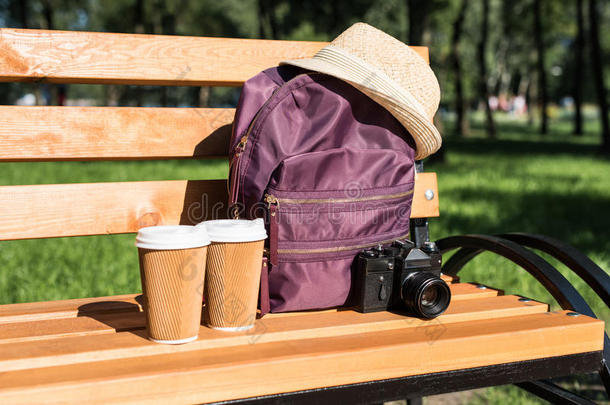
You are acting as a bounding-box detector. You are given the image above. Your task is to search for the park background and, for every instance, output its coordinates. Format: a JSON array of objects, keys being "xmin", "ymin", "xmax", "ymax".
[{"xmin": 1, "ymin": 0, "xmax": 609, "ymax": 403}]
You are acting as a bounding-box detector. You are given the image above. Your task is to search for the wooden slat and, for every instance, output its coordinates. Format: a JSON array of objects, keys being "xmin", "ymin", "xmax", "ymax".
[
  {"xmin": 0, "ymin": 106, "xmax": 234, "ymax": 161},
  {"xmin": 0, "ymin": 180, "xmax": 227, "ymax": 240},
  {"xmin": 0, "ymin": 295, "xmax": 544, "ymax": 346},
  {"xmin": 0, "ymin": 311, "xmax": 601, "ymax": 404},
  {"xmin": 0, "ymin": 294, "xmax": 142, "ymax": 325},
  {"xmin": 0, "ymin": 29, "xmax": 429, "ymax": 86},
  {"xmin": 412, "ymin": 172, "xmax": 440, "ymax": 218},
  {"xmin": 0, "ymin": 282, "xmax": 499, "ymax": 343},
  {"xmin": 0, "ymin": 312, "xmax": 144, "ymax": 345},
  {"xmin": 271, "ymin": 283, "xmax": 498, "ymax": 320},
  {"xmin": 0, "ymin": 107, "xmax": 446, "ymax": 163},
  {"xmin": 0, "ymin": 293, "xmax": 545, "ymax": 370},
  {"xmin": 0, "ymin": 281, "xmax": 479, "ymax": 327},
  {"xmin": 449, "ymin": 283, "xmax": 499, "ymax": 300},
  {"xmin": 0, "ymin": 174, "xmax": 438, "ymax": 240}
]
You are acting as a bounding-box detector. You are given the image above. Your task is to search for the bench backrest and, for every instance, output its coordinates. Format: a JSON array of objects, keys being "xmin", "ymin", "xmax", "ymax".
[{"xmin": 0, "ymin": 28, "xmax": 439, "ymax": 241}]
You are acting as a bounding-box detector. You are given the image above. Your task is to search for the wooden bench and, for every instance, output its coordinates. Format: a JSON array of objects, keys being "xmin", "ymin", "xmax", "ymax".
[{"xmin": 0, "ymin": 28, "xmax": 607, "ymax": 404}]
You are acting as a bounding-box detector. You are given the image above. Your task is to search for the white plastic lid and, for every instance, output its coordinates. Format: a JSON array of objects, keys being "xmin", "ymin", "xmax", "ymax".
[
  {"xmin": 135, "ymin": 225, "xmax": 211, "ymax": 250},
  {"xmin": 198, "ymin": 218, "xmax": 267, "ymax": 243}
]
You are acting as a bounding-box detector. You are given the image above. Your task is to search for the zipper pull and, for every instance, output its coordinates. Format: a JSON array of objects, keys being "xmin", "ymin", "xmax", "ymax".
[
  {"xmin": 228, "ymin": 156, "xmax": 241, "ymax": 213},
  {"xmin": 229, "ymin": 135, "xmax": 249, "ymax": 211},
  {"xmin": 266, "ymin": 194, "xmax": 279, "ymax": 266},
  {"xmin": 237, "ymin": 135, "xmax": 248, "ymax": 153},
  {"xmin": 265, "ymin": 194, "xmax": 280, "ymax": 212},
  {"xmin": 259, "ymin": 255, "xmax": 270, "ymax": 316}
]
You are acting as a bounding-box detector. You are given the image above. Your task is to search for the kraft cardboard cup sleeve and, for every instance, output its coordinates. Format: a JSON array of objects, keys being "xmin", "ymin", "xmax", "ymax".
[
  {"xmin": 136, "ymin": 225, "xmax": 211, "ymax": 344},
  {"xmin": 199, "ymin": 219, "xmax": 267, "ymax": 331}
]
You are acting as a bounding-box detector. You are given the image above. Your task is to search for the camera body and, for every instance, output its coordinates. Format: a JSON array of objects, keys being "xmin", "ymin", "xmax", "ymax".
[{"xmin": 353, "ymin": 240, "xmax": 450, "ymax": 318}]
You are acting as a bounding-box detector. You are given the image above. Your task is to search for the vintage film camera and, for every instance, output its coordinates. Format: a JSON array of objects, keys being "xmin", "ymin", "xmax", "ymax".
[{"xmin": 353, "ymin": 240, "xmax": 451, "ymax": 319}]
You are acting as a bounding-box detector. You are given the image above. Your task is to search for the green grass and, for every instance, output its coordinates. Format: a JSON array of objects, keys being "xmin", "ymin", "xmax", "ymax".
[
  {"xmin": 428, "ymin": 121, "xmax": 610, "ymax": 326},
  {"xmin": 0, "ymin": 114, "xmax": 608, "ymax": 403}
]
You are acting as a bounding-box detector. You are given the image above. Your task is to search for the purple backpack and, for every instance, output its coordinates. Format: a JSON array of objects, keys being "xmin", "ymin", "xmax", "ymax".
[{"xmin": 229, "ymin": 65, "xmax": 416, "ymax": 313}]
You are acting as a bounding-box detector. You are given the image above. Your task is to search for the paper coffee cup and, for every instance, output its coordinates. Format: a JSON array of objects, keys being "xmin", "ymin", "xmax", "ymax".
[
  {"xmin": 199, "ymin": 219, "xmax": 267, "ymax": 331},
  {"xmin": 136, "ymin": 225, "xmax": 210, "ymax": 344}
]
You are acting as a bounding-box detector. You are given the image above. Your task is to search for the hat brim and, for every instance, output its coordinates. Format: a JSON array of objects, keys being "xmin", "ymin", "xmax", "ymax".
[{"xmin": 281, "ymin": 47, "xmax": 441, "ymax": 160}]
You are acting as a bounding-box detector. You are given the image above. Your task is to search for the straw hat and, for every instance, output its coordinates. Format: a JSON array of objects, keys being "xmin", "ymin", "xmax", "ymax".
[{"xmin": 281, "ymin": 22, "xmax": 441, "ymax": 159}]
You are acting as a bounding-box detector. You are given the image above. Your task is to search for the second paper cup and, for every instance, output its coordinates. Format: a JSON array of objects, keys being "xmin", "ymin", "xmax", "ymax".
[{"xmin": 200, "ymin": 219, "xmax": 267, "ymax": 331}]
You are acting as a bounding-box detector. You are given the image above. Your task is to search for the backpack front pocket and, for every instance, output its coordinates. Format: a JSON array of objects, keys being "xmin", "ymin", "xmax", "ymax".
[
  {"xmin": 262, "ymin": 148, "xmax": 415, "ymax": 312},
  {"xmin": 264, "ymin": 193, "xmax": 412, "ymax": 312}
]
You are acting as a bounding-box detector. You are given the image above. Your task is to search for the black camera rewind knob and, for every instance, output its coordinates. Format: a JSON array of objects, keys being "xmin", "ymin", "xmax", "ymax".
[{"xmin": 362, "ymin": 250, "xmax": 377, "ymax": 258}]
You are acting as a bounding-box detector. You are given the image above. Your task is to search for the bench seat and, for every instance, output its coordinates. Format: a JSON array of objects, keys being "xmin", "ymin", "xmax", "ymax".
[{"xmin": 0, "ymin": 279, "xmax": 603, "ymax": 404}]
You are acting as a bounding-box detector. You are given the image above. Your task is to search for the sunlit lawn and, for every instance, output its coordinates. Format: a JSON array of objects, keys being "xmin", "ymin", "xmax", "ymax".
[
  {"xmin": 430, "ymin": 114, "xmax": 609, "ymax": 324},
  {"xmin": 0, "ymin": 113, "xmax": 608, "ymax": 403}
]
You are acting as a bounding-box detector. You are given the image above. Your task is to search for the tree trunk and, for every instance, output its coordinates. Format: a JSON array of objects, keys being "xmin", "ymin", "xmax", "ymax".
[
  {"xmin": 257, "ymin": 0, "xmax": 266, "ymax": 38},
  {"xmin": 588, "ymin": 0, "xmax": 610, "ymax": 153},
  {"xmin": 407, "ymin": 0, "xmax": 429, "ymax": 45},
  {"xmin": 257, "ymin": 0, "xmax": 278, "ymax": 40},
  {"xmin": 573, "ymin": 0, "xmax": 585, "ymax": 136},
  {"xmin": 478, "ymin": 0, "xmax": 496, "ymax": 137},
  {"xmin": 533, "ymin": 0, "xmax": 548, "ymax": 134},
  {"xmin": 492, "ymin": 1, "xmax": 512, "ymax": 98},
  {"xmin": 451, "ymin": 0, "xmax": 469, "ymax": 137},
  {"xmin": 134, "ymin": 0, "xmax": 145, "ymax": 33},
  {"xmin": 41, "ymin": 0, "xmax": 54, "ymax": 30},
  {"xmin": 18, "ymin": 0, "xmax": 29, "ymax": 28},
  {"xmin": 267, "ymin": 0, "xmax": 278, "ymax": 39},
  {"xmin": 526, "ymin": 76, "xmax": 534, "ymax": 126},
  {"xmin": 198, "ymin": 87, "xmax": 210, "ymax": 108}
]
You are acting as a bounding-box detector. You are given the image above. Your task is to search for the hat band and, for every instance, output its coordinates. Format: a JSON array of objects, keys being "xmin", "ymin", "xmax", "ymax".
[{"xmin": 313, "ymin": 45, "xmax": 429, "ymax": 119}]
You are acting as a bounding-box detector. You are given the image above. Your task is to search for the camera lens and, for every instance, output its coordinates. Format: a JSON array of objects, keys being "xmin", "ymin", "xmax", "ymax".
[
  {"xmin": 421, "ymin": 287, "xmax": 438, "ymax": 307},
  {"xmin": 401, "ymin": 272, "xmax": 451, "ymax": 319}
]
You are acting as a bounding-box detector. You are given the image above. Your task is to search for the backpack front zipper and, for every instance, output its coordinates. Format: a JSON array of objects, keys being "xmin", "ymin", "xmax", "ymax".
[
  {"xmin": 264, "ymin": 189, "xmax": 413, "ymax": 207},
  {"xmin": 264, "ymin": 190, "xmax": 413, "ymax": 265},
  {"xmin": 277, "ymin": 232, "xmax": 411, "ymax": 255}
]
